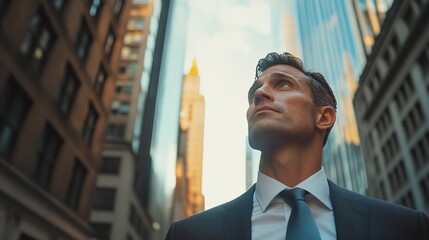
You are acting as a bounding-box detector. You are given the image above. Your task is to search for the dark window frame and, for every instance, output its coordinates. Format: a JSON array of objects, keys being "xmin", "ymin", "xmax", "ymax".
[
  {"xmin": 100, "ymin": 156, "xmax": 121, "ymax": 174},
  {"xmin": 92, "ymin": 187, "xmax": 116, "ymax": 210},
  {"xmin": 87, "ymin": 0, "xmax": 103, "ymax": 19},
  {"xmin": 19, "ymin": 7, "xmax": 57, "ymax": 72},
  {"xmin": 104, "ymin": 27, "xmax": 115, "ymax": 58},
  {"xmin": 0, "ymin": 79, "xmax": 32, "ymax": 157},
  {"xmin": 57, "ymin": 64, "xmax": 80, "ymax": 115},
  {"xmin": 66, "ymin": 158, "xmax": 87, "ymax": 209},
  {"xmin": 113, "ymin": 0, "xmax": 124, "ymax": 19},
  {"xmin": 105, "ymin": 123, "xmax": 126, "ymax": 140},
  {"xmin": 75, "ymin": 19, "xmax": 93, "ymax": 60},
  {"xmin": 82, "ymin": 104, "xmax": 98, "ymax": 145},
  {"xmin": 33, "ymin": 124, "xmax": 63, "ymax": 188},
  {"xmin": 94, "ymin": 64, "xmax": 107, "ymax": 96}
]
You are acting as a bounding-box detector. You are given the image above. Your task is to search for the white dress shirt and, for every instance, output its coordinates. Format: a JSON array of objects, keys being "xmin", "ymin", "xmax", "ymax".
[{"xmin": 251, "ymin": 168, "xmax": 336, "ymax": 240}]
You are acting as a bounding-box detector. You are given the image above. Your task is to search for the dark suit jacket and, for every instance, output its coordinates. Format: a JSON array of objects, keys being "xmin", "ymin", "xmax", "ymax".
[{"xmin": 166, "ymin": 181, "xmax": 429, "ymax": 239}]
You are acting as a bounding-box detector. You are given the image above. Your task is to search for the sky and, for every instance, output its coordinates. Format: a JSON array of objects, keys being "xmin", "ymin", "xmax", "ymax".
[{"xmin": 183, "ymin": 0, "xmax": 285, "ymax": 209}]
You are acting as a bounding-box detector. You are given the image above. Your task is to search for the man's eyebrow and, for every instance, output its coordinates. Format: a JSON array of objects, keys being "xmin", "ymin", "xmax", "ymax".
[{"xmin": 268, "ymin": 72, "xmax": 298, "ymax": 80}]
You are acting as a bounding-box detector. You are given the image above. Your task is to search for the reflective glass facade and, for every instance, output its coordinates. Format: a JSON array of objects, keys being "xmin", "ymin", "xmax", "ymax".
[{"xmin": 295, "ymin": 0, "xmax": 367, "ymax": 193}]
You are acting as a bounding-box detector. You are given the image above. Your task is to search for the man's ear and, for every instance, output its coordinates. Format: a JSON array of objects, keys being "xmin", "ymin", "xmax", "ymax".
[{"xmin": 316, "ymin": 106, "xmax": 336, "ymax": 130}]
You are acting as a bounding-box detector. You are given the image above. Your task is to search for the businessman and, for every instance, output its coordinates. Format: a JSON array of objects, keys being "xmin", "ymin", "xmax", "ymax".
[{"xmin": 165, "ymin": 52, "xmax": 429, "ymax": 239}]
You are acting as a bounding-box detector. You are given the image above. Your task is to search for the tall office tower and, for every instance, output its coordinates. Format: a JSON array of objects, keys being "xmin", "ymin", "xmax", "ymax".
[
  {"xmin": 173, "ymin": 59, "xmax": 205, "ymax": 220},
  {"xmin": 0, "ymin": 0, "xmax": 129, "ymax": 239},
  {"xmin": 133, "ymin": 0, "xmax": 189, "ymax": 238},
  {"xmin": 90, "ymin": 0, "xmax": 154, "ymax": 239},
  {"xmin": 282, "ymin": 2, "xmax": 301, "ymax": 58},
  {"xmin": 294, "ymin": 0, "xmax": 368, "ymax": 193},
  {"xmin": 354, "ymin": 0, "xmax": 429, "ymax": 213},
  {"xmin": 352, "ymin": 0, "xmax": 395, "ymax": 56}
]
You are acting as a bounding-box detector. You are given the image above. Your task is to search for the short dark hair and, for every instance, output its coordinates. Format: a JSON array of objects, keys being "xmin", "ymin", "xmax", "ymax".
[{"xmin": 255, "ymin": 52, "xmax": 337, "ymax": 146}]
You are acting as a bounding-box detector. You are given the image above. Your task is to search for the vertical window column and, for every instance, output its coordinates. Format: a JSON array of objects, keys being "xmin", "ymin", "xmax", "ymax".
[
  {"xmin": 66, "ymin": 159, "xmax": 87, "ymax": 209},
  {"xmin": 75, "ymin": 19, "xmax": 92, "ymax": 60},
  {"xmin": 57, "ymin": 64, "xmax": 80, "ymax": 115},
  {"xmin": 0, "ymin": 80, "xmax": 32, "ymax": 157},
  {"xmin": 33, "ymin": 124, "xmax": 63, "ymax": 188},
  {"xmin": 82, "ymin": 104, "xmax": 98, "ymax": 145},
  {"xmin": 20, "ymin": 8, "xmax": 56, "ymax": 72}
]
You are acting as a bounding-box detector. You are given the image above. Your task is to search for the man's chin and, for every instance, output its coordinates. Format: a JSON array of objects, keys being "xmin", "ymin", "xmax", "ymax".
[{"xmin": 248, "ymin": 131, "xmax": 276, "ymax": 150}]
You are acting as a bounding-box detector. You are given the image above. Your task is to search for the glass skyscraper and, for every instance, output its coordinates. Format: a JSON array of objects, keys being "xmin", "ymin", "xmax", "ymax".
[{"xmin": 293, "ymin": 0, "xmax": 367, "ymax": 193}]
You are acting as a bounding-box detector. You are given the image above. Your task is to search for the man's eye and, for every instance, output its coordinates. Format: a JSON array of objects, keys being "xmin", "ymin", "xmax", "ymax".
[{"xmin": 279, "ymin": 81, "xmax": 291, "ymax": 88}]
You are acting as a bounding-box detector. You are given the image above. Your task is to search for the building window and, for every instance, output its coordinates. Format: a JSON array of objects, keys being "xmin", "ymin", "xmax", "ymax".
[
  {"xmin": 0, "ymin": 79, "xmax": 32, "ymax": 157},
  {"xmin": 0, "ymin": 0, "xmax": 10, "ymax": 17},
  {"xmin": 92, "ymin": 187, "xmax": 116, "ymax": 210},
  {"xmin": 82, "ymin": 104, "xmax": 98, "ymax": 145},
  {"xmin": 121, "ymin": 46, "xmax": 140, "ymax": 60},
  {"xmin": 106, "ymin": 123, "xmax": 126, "ymax": 140},
  {"xmin": 33, "ymin": 124, "xmax": 63, "ymax": 188},
  {"xmin": 394, "ymin": 75, "xmax": 414, "ymax": 109},
  {"xmin": 402, "ymin": 102, "xmax": 425, "ymax": 139},
  {"xmin": 381, "ymin": 134, "xmax": 399, "ymax": 162},
  {"xmin": 57, "ymin": 64, "xmax": 80, "ymax": 115},
  {"xmin": 94, "ymin": 64, "xmax": 106, "ymax": 96},
  {"xmin": 410, "ymin": 131, "xmax": 429, "ymax": 172},
  {"xmin": 127, "ymin": 18, "xmax": 145, "ymax": 29},
  {"xmin": 115, "ymin": 84, "xmax": 133, "ymax": 95},
  {"xmin": 113, "ymin": 0, "xmax": 123, "ymax": 19},
  {"xmin": 104, "ymin": 27, "xmax": 115, "ymax": 57},
  {"xmin": 52, "ymin": 0, "xmax": 67, "ymax": 10},
  {"xmin": 399, "ymin": 191, "xmax": 416, "ymax": 209},
  {"xmin": 417, "ymin": 47, "xmax": 429, "ymax": 79},
  {"xmin": 388, "ymin": 160, "xmax": 407, "ymax": 192},
  {"xmin": 403, "ymin": 5, "xmax": 417, "ymax": 28},
  {"xmin": 66, "ymin": 159, "xmax": 87, "ymax": 209},
  {"xmin": 87, "ymin": 0, "xmax": 103, "ymax": 18},
  {"xmin": 123, "ymin": 32, "xmax": 143, "ymax": 45},
  {"xmin": 75, "ymin": 19, "xmax": 92, "ymax": 60},
  {"xmin": 91, "ymin": 222, "xmax": 111, "ymax": 240},
  {"xmin": 100, "ymin": 156, "xmax": 120, "ymax": 174},
  {"xmin": 111, "ymin": 100, "xmax": 130, "ymax": 115},
  {"xmin": 119, "ymin": 62, "xmax": 137, "ymax": 77},
  {"xmin": 20, "ymin": 8, "xmax": 56, "ymax": 72}
]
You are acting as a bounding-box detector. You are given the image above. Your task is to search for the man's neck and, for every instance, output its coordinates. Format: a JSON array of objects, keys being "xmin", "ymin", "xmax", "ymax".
[{"xmin": 258, "ymin": 143, "xmax": 322, "ymax": 187}]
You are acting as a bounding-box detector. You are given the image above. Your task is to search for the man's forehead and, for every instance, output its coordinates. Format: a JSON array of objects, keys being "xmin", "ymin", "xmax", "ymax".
[{"xmin": 257, "ymin": 65, "xmax": 306, "ymax": 81}]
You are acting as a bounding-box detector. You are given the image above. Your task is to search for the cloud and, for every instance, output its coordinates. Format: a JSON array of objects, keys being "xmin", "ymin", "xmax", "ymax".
[{"xmin": 218, "ymin": 0, "xmax": 271, "ymax": 35}]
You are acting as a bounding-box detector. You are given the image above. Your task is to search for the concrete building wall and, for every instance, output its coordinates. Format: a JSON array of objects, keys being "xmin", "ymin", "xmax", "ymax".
[{"xmin": 354, "ymin": 0, "xmax": 429, "ymax": 213}]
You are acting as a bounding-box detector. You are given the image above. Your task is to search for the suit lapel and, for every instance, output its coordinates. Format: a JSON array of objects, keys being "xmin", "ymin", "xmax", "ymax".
[
  {"xmin": 222, "ymin": 184, "xmax": 255, "ymax": 240},
  {"xmin": 328, "ymin": 181, "xmax": 368, "ymax": 240},
  {"xmin": 219, "ymin": 181, "xmax": 369, "ymax": 240}
]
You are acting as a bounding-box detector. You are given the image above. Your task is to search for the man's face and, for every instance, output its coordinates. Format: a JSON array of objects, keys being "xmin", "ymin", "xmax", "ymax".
[{"xmin": 246, "ymin": 64, "xmax": 318, "ymax": 150}]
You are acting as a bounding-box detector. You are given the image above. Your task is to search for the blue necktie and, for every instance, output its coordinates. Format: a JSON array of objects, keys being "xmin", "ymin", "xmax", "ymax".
[{"xmin": 279, "ymin": 188, "xmax": 321, "ymax": 240}]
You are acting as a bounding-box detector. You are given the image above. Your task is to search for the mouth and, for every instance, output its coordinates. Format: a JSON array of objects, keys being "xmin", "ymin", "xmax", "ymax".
[{"xmin": 254, "ymin": 106, "xmax": 278, "ymax": 116}]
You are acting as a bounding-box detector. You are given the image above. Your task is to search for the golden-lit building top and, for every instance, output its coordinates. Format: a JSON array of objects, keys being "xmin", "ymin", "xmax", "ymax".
[{"xmin": 174, "ymin": 59, "xmax": 205, "ymax": 219}]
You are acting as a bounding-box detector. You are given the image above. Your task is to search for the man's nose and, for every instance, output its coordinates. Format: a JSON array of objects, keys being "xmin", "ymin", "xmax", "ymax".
[{"xmin": 254, "ymin": 86, "xmax": 274, "ymax": 105}]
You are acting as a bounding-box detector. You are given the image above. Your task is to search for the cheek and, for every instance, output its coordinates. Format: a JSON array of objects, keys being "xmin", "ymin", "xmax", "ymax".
[{"xmin": 246, "ymin": 106, "xmax": 253, "ymax": 120}]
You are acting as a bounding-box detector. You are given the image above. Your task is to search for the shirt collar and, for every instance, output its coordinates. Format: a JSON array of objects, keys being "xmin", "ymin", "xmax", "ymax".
[{"xmin": 255, "ymin": 167, "xmax": 332, "ymax": 212}]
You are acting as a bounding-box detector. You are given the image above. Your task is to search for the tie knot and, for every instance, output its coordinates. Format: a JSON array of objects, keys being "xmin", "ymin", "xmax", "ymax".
[{"xmin": 279, "ymin": 188, "xmax": 306, "ymax": 206}]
